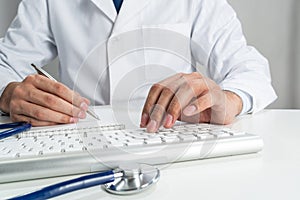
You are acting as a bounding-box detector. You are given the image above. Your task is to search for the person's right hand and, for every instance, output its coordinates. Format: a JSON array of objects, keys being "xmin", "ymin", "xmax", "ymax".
[{"xmin": 0, "ymin": 74, "xmax": 90, "ymax": 126}]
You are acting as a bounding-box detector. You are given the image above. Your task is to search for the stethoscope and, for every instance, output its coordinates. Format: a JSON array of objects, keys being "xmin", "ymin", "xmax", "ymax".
[
  {"xmin": 0, "ymin": 122, "xmax": 32, "ymax": 140},
  {"xmin": 0, "ymin": 122, "xmax": 160, "ymax": 198},
  {"xmin": 10, "ymin": 163, "xmax": 160, "ymax": 199}
]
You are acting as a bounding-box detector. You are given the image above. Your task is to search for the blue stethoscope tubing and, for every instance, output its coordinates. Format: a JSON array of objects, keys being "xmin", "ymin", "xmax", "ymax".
[
  {"xmin": 9, "ymin": 170, "xmax": 117, "ymax": 200},
  {"xmin": 0, "ymin": 122, "xmax": 31, "ymax": 140}
]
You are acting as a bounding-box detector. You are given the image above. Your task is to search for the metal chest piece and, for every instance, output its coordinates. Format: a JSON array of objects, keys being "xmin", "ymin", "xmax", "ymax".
[{"xmin": 103, "ymin": 163, "xmax": 160, "ymax": 195}]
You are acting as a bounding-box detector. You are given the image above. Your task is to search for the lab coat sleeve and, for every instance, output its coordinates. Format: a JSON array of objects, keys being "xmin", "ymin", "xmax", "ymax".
[
  {"xmin": 0, "ymin": 0, "xmax": 57, "ymax": 97},
  {"xmin": 190, "ymin": 0, "xmax": 277, "ymax": 113}
]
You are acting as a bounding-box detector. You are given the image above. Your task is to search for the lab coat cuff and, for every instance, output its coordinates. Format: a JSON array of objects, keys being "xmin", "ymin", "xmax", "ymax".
[{"xmin": 223, "ymin": 88, "xmax": 253, "ymax": 115}]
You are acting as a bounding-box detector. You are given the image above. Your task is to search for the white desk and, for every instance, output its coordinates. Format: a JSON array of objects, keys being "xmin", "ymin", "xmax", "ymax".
[{"xmin": 1, "ymin": 109, "xmax": 300, "ymax": 200}]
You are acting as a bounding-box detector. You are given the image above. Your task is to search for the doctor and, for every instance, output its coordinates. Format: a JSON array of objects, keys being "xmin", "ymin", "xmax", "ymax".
[{"xmin": 0, "ymin": 0, "xmax": 277, "ymax": 132}]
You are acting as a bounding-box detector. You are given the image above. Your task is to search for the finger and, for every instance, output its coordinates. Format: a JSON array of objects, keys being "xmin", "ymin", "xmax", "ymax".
[
  {"xmin": 183, "ymin": 93, "xmax": 214, "ymax": 116},
  {"xmin": 146, "ymin": 104, "xmax": 165, "ymax": 133},
  {"xmin": 183, "ymin": 83, "xmax": 225, "ymax": 114},
  {"xmin": 13, "ymin": 100, "xmax": 79, "ymax": 124},
  {"xmin": 141, "ymin": 73, "xmax": 184, "ymax": 127},
  {"xmin": 140, "ymin": 83, "xmax": 162, "ymax": 128},
  {"xmin": 146, "ymin": 75, "xmax": 193, "ymax": 131},
  {"xmin": 166, "ymin": 79, "xmax": 208, "ymax": 127},
  {"xmin": 24, "ymin": 75, "xmax": 89, "ymax": 109},
  {"xmin": 11, "ymin": 114, "xmax": 59, "ymax": 127},
  {"xmin": 182, "ymin": 91, "xmax": 228, "ymax": 124},
  {"xmin": 179, "ymin": 109, "xmax": 211, "ymax": 124},
  {"xmin": 24, "ymin": 87, "xmax": 86, "ymax": 119}
]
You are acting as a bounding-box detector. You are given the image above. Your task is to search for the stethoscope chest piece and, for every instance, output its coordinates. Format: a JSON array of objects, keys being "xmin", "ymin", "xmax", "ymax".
[{"xmin": 103, "ymin": 163, "xmax": 160, "ymax": 195}]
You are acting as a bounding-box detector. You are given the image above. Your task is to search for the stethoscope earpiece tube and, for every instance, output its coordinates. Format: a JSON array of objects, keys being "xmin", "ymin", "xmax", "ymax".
[
  {"xmin": 0, "ymin": 122, "xmax": 31, "ymax": 140},
  {"xmin": 9, "ymin": 170, "xmax": 119, "ymax": 200},
  {"xmin": 9, "ymin": 164, "xmax": 159, "ymax": 199}
]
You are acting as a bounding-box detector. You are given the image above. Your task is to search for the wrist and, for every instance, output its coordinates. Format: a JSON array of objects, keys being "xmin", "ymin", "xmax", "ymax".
[
  {"xmin": 0, "ymin": 82, "xmax": 20, "ymax": 113},
  {"xmin": 223, "ymin": 90, "xmax": 243, "ymax": 116}
]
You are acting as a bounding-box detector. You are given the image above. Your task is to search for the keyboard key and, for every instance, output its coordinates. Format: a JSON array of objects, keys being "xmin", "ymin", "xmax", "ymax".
[
  {"xmin": 214, "ymin": 132, "xmax": 232, "ymax": 138},
  {"xmin": 144, "ymin": 138, "xmax": 162, "ymax": 145},
  {"xmin": 161, "ymin": 136, "xmax": 180, "ymax": 143},
  {"xmin": 230, "ymin": 131, "xmax": 246, "ymax": 136},
  {"xmin": 196, "ymin": 133, "xmax": 215, "ymax": 140},
  {"xmin": 124, "ymin": 139, "xmax": 145, "ymax": 146},
  {"xmin": 0, "ymin": 123, "xmax": 250, "ymax": 161},
  {"xmin": 178, "ymin": 134, "xmax": 198, "ymax": 142}
]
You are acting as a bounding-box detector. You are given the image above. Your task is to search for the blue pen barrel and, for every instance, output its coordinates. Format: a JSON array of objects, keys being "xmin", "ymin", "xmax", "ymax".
[
  {"xmin": 0, "ymin": 122, "xmax": 31, "ymax": 140},
  {"xmin": 9, "ymin": 170, "xmax": 117, "ymax": 200}
]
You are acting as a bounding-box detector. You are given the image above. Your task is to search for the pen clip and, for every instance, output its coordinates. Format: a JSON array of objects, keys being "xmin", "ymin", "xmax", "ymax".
[{"xmin": 31, "ymin": 64, "xmax": 43, "ymax": 75}]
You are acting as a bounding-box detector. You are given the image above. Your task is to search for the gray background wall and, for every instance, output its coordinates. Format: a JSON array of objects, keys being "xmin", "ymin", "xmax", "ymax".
[
  {"xmin": 228, "ymin": 0, "xmax": 300, "ymax": 109},
  {"xmin": 0, "ymin": 0, "xmax": 299, "ymax": 109}
]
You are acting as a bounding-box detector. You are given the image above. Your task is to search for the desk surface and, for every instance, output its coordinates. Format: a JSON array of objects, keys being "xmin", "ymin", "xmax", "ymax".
[{"xmin": 1, "ymin": 108, "xmax": 300, "ymax": 200}]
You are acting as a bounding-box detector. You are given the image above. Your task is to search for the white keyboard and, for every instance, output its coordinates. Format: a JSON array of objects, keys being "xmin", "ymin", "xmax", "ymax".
[{"xmin": 0, "ymin": 123, "xmax": 263, "ymax": 183}]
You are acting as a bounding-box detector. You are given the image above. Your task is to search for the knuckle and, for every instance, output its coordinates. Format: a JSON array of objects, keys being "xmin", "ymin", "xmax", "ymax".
[
  {"xmin": 54, "ymin": 83, "xmax": 66, "ymax": 94},
  {"xmin": 27, "ymin": 89, "xmax": 36, "ymax": 100},
  {"xmin": 26, "ymin": 74, "xmax": 42, "ymax": 85},
  {"xmin": 24, "ymin": 75, "xmax": 35, "ymax": 83},
  {"xmin": 150, "ymin": 83, "xmax": 163, "ymax": 92},
  {"xmin": 12, "ymin": 85, "xmax": 24, "ymax": 97},
  {"xmin": 44, "ymin": 95, "xmax": 56, "ymax": 105},
  {"xmin": 179, "ymin": 74, "xmax": 193, "ymax": 85},
  {"xmin": 60, "ymin": 115, "xmax": 70, "ymax": 123},
  {"xmin": 153, "ymin": 104, "xmax": 165, "ymax": 113},
  {"xmin": 150, "ymin": 104, "xmax": 165, "ymax": 118},
  {"xmin": 162, "ymin": 86, "xmax": 175, "ymax": 96},
  {"xmin": 167, "ymin": 99, "xmax": 181, "ymax": 116},
  {"xmin": 191, "ymin": 72, "xmax": 202, "ymax": 78},
  {"xmin": 182, "ymin": 81, "xmax": 193, "ymax": 90},
  {"xmin": 33, "ymin": 110, "xmax": 44, "ymax": 119}
]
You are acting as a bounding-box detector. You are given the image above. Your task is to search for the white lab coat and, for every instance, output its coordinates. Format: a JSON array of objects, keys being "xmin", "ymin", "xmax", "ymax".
[{"xmin": 0, "ymin": 0, "xmax": 277, "ymax": 113}]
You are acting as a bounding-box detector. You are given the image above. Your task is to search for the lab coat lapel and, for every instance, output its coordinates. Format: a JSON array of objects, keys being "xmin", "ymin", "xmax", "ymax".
[
  {"xmin": 90, "ymin": 0, "xmax": 117, "ymax": 22},
  {"xmin": 112, "ymin": 0, "xmax": 151, "ymax": 34}
]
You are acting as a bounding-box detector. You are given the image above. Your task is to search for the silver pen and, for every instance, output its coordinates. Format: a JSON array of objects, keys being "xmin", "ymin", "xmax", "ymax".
[{"xmin": 31, "ymin": 64, "xmax": 100, "ymax": 120}]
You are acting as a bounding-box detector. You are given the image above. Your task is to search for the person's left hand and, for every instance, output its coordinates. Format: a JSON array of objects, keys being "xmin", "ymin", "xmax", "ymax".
[{"xmin": 140, "ymin": 72, "xmax": 243, "ymax": 133}]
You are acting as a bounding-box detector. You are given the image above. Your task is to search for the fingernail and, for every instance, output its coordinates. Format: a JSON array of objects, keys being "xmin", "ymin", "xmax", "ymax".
[
  {"xmin": 164, "ymin": 114, "xmax": 173, "ymax": 128},
  {"xmin": 78, "ymin": 111, "xmax": 86, "ymax": 119},
  {"xmin": 183, "ymin": 105, "xmax": 197, "ymax": 116},
  {"xmin": 80, "ymin": 102, "xmax": 88, "ymax": 111},
  {"xmin": 84, "ymin": 99, "xmax": 91, "ymax": 105},
  {"xmin": 140, "ymin": 113, "xmax": 149, "ymax": 127},
  {"xmin": 70, "ymin": 117, "xmax": 79, "ymax": 123},
  {"xmin": 147, "ymin": 120, "xmax": 158, "ymax": 133}
]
